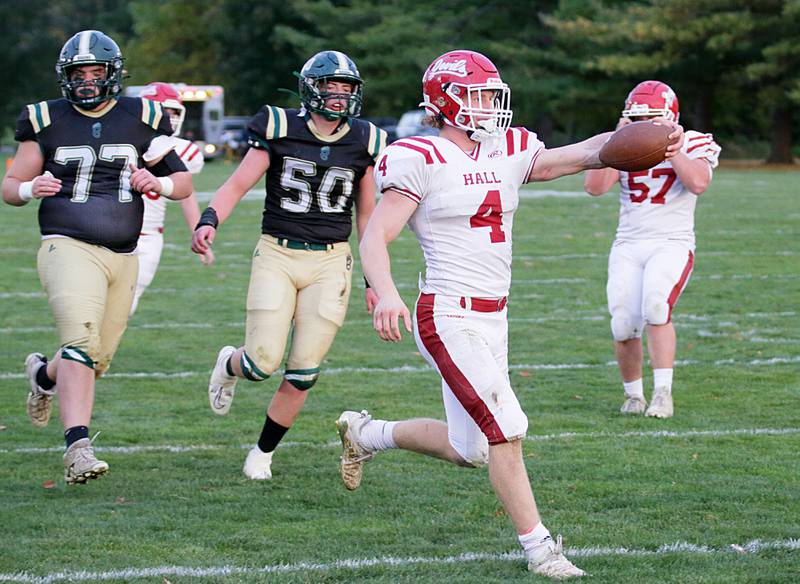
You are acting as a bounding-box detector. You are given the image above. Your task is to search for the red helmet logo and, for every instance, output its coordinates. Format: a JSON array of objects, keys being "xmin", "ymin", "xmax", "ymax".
[
  {"xmin": 622, "ymin": 80, "xmax": 679, "ymax": 122},
  {"xmin": 140, "ymin": 82, "xmax": 185, "ymax": 135},
  {"xmin": 421, "ymin": 50, "xmax": 512, "ymax": 141}
]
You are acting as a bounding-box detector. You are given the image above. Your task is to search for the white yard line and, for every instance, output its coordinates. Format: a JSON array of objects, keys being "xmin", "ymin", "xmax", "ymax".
[
  {"xmin": 1, "ymin": 539, "xmax": 797, "ymax": 583},
  {"xmin": 1, "ymin": 427, "xmax": 798, "ymax": 456},
  {"xmin": 0, "ymin": 354, "xmax": 798, "ymax": 382}
]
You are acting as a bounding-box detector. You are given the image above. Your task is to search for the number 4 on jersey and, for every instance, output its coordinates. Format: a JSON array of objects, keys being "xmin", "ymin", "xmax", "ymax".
[{"xmin": 469, "ymin": 189, "xmax": 506, "ymax": 243}]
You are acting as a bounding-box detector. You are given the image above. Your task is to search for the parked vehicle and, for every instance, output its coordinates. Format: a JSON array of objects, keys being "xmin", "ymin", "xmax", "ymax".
[
  {"xmin": 126, "ymin": 84, "xmax": 225, "ymax": 159},
  {"xmin": 395, "ymin": 109, "xmax": 438, "ymax": 140}
]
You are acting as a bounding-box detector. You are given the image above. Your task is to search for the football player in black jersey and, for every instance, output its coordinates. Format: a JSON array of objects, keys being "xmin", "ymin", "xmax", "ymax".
[
  {"xmin": 1, "ymin": 30, "xmax": 192, "ymax": 485},
  {"xmin": 192, "ymin": 50, "xmax": 387, "ymax": 480}
]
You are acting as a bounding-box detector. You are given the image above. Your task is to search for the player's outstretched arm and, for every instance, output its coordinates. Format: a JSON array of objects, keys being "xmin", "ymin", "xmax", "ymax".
[
  {"xmin": 529, "ymin": 132, "xmax": 613, "ymax": 182},
  {"xmin": 2, "ymin": 142, "xmax": 60, "ymax": 206},
  {"xmin": 360, "ymin": 190, "xmax": 416, "ymax": 342}
]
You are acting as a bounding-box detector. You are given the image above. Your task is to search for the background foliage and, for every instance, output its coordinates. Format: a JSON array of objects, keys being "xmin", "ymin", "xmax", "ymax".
[{"xmin": 1, "ymin": 0, "xmax": 798, "ymax": 160}]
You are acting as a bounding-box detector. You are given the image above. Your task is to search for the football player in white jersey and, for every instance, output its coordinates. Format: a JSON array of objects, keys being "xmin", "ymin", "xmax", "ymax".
[
  {"xmin": 335, "ymin": 51, "xmax": 684, "ymax": 578},
  {"xmin": 584, "ymin": 81, "xmax": 721, "ymax": 419},
  {"xmin": 131, "ymin": 82, "xmax": 213, "ymax": 314}
]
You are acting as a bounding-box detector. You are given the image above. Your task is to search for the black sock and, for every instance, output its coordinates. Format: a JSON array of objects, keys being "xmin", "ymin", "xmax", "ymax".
[
  {"xmin": 36, "ymin": 363, "xmax": 56, "ymax": 391},
  {"xmin": 257, "ymin": 416, "xmax": 290, "ymax": 453},
  {"xmin": 225, "ymin": 357, "xmax": 235, "ymax": 377},
  {"xmin": 64, "ymin": 426, "xmax": 89, "ymax": 448}
]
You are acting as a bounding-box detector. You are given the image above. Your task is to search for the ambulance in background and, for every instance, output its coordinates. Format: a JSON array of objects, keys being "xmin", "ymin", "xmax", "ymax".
[{"xmin": 125, "ymin": 84, "xmax": 225, "ymax": 159}]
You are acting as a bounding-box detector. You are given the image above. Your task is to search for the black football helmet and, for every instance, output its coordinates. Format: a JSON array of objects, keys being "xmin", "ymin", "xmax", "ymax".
[
  {"xmin": 56, "ymin": 30, "xmax": 125, "ymax": 109},
  {"xmin": 298, "ymin": 50, "xmax": 363, "ymax": 120}
]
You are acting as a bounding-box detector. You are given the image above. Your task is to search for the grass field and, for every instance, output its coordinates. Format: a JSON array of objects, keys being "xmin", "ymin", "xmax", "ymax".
[{"xmin": 0, "ymin": 160, "xmax": 798, "ymax": 583}]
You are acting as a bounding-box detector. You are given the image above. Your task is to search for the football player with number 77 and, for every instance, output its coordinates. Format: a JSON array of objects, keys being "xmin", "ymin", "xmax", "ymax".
[
  {"xmin": 1, "ymin": 30, "xmax": 192, "ymax": 486},
  {"xmin": 584, "ymin": 81, "xmax": 721, "ymax": 420},
  {"xmin": 335, "ymin": 51, "xmax": 683, "ymax": 579}
]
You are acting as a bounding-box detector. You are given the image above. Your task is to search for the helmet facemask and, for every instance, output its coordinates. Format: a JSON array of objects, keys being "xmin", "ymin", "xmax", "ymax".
[
  {"xmin": 161, "ymin": 103, "xmax": 186, "ymax": 136},
  {"xmin": 58, "ymin": 61, "xmax": 124, "ymax": 109},
  {"xmin": 444, "ymin": 80, "xmax": 512, "ymax": 141},
  {"xmin": 299, "ymin": 75, "xmax": 363, "ymax": 120}
]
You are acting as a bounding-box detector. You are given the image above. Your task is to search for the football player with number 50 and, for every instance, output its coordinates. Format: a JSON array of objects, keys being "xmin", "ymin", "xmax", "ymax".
[
  {"xmin": 192, "ymin": 51, "xmax": 386, "ymax": 481},
  {"xmin": 584, "ymin": 81, "xmax": 721, "ymax": 419}
]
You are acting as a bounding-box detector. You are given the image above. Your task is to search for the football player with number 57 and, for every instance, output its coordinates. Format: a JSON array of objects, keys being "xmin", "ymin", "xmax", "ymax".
[
  {"xmin": 335, "ymin": 50, "xmax": 683, "ymax": 579},
  {"xmin": 584, "ymin": 81, "xmax": 721, "ymax": 419}
]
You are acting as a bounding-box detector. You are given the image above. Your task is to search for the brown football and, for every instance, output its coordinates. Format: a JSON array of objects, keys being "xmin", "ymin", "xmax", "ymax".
[{"xmin": 599, "ymin": 121, "xmax": 675, "ymax": 172}]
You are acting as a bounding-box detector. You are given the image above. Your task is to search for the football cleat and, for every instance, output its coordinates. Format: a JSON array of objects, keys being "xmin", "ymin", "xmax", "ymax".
[
  {"xmin": 243, "ymin": 446, "xmax": 273, "ymax": 480},
  {"xmin": 64, "ymin": 437, "xmax": 109, "ymax": 485},
  {"xmin": 208, "ymin": 346, "xmax": 238, "ymax": 415},
  {"xmin": 336, "ymin": 410, "xmax": 374, "ymax": 491},
  {"xmin": 619, "ymin": 396, "xmax": 647, "ymax": 415},
  {"xmin": 646, "ymin": 386, "xmax": 673, "ymax": 419},
  {"xmin": 25, "ymin": 352, "xmax": 55, "ymax": 428},
  {"xmin": 527, "ymin": 535, "xmax": 586, "ymax": 579}
]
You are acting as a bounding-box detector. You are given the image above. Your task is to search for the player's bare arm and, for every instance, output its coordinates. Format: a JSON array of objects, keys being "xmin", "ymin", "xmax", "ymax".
[
  {"xmin": 1, "ymin": 142, "xmax": 61, "ymax": 206},
  {"xmin": 584, "ymin": 167, "xmax": 620, "ymax": 196},
  {"xmin": 530, "ymin": 132, "xmax": 614, "ymax": 182},
  {"xmin": 667, "ymin": 153, "xmax": 712, "ymax": 194},
  {"xmin": 180, "ymin": 193, "xmax": 215, "ymax": 264},
  {"xmin": 191, "ymin": 147, "xmax": 270, "ymax": 256},
  {"xmin": 359, "ymin": 190, "xmax": 417, "ymax": 342},
  {"xmin": 355, "ymin": 166, "xmax": 379, "ymax": 313}
]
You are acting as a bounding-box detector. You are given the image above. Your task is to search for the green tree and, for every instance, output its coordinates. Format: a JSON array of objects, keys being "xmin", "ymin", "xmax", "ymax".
[{"xmin": 545, "ymin": 0, "xmax": 798, "ymax": 163}]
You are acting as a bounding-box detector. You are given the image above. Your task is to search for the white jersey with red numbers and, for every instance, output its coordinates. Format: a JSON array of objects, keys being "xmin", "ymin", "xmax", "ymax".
[
  {"xmin": 615, "ymin": 130, "xmax": 720, "ymax": 246},
  {"xmin": 375, "ymin": 129, "xmax": 543, "ymax": 298},
  {"xmin": 140, "ymin": 137, "xmax": 204, "ymax": 234}
]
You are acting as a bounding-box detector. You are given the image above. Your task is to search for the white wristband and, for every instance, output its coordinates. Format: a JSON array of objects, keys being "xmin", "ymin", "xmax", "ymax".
[
  {"xmin": 157, "ymin": 176, "xmax": 174, "ymax": 198},
  {"xmin": 18, "ymin": 181, "xmax": 34, "ymax": 202}
]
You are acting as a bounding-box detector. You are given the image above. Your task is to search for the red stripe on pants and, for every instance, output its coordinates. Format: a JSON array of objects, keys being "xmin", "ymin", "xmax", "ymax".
[
  {"xmin": 416, "ymin": 296, "xmax": 507, "ymax": 444},
  {"xmin": 667, "ymin": 250, "xmax": 694, "ymax": 322}
]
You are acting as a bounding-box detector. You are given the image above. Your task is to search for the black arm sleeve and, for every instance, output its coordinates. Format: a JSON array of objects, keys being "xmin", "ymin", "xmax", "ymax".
[{"xmin": 149, "ymin": 150, "xmax": 187, "ymax": 176}]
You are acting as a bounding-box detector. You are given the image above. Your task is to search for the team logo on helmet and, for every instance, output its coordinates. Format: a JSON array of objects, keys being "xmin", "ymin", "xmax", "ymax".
[{"xmin": 427, "ymin": 58, "xmax": 469, "ymax": 79}]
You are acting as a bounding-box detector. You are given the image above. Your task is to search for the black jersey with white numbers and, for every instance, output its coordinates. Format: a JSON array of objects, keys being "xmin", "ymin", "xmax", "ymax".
[
  {"xmin": 14, "ymin": 97, "xmax": 183, "ymax": 253},
  {"xmin": 247, "ymin": 107, "xmax": 387, "ymax": 243}
]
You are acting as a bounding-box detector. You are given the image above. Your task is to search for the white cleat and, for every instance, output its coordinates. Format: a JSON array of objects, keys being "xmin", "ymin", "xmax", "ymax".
[
  {"xmin": 26, "ymin": 352, "xmax": 55, "ymax": 428},
  {"xmin": 64, "ymin": 437, "xmax": 109, "ymax": 485},
  {"xmin": 645, "ymin": 386, "xmax": 674, "ymax": 419},
  {"xmin": 528, "ymin": 535, "xmax": 586, "ymax": 580},
  {"xmin": 208, "ymin": 346, "xmax": 238, "ymax": 415},
  {"xmin": 336, "ymin": 410, "xmax": 374, "ymax": 491},
  {"xmin": 243, "ymin": 446, "xmax": 273, "ymax": 480},
  {"xmin": 620, "ymin": 396, "xmax": 647, "ymax": 415}
]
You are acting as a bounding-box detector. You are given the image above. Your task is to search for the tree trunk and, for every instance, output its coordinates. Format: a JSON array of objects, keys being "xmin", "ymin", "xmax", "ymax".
[
  {"xmin": 766, "ymin": 103, "xmax": 794, "ymax": 164},
  {"xmin": 692, "ymin": 84, "xmax": 714, "ymax": 132}
]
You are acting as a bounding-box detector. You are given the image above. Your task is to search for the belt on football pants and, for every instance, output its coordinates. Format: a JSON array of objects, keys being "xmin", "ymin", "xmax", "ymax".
[
  {"xmin": 459, "ymin": 296, "xmax": 508, "ymax": 312},
  {"xmin": 273, "ymin": 237, "xmax": 333, "ymax": 251}
]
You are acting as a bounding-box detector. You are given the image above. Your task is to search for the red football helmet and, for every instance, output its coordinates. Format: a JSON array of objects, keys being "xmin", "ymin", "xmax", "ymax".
[
  {"xmin": 622, "ymin": 80, "xmax": 679, "ymax": 122},
  {"xmin": 139, "ymin": 82, "xmax": 185, "ymax": 136},
  {"xmin": 420, "ymin": 50, "xmax": 512, "ymax": 141}
]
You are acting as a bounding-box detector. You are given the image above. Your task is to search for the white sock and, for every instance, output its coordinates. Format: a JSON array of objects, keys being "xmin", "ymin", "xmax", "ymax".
[
  {"xmin": 518, "ymin": 522, "xmax": 552, "ymax": 555},
  {"xmin": 623, "ymin": 378, "xmax": 644, "ymax": 399},
  {"xmin": 358, "ymin": 420, "xmax": 398, "ymax": 452},
  {"xmin": 653, "ymin": 368, "xmax": 673, "ymax": 393}
]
